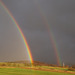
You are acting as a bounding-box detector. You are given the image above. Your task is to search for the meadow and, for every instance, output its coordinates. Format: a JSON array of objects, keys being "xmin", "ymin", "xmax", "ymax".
[
  {"xmin": 0, "ymin": 62, "xmax": 75, "ymax": 75},
  {"xmin": 0, "ymin": 68, "xmax": 75, "ymax": 75}
]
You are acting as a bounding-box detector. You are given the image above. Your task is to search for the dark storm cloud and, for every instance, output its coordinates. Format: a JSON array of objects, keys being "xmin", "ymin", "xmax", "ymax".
[{"xmin": 1, "ymin": 0, "xmax": 75, "ymax": 65}]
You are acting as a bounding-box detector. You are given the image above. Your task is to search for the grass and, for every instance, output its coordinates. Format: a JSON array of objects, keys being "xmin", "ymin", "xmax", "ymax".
[
  {"xmin": 0, "ymin": 68, "xmax": 74, "ymax": 75},
  {"xmin": 0, "ymin": 62, "xmax": 75, "ymax": 75}
]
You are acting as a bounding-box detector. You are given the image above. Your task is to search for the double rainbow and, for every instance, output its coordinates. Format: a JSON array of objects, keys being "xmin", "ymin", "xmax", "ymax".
[{"xmin": 0, "ymin": 0, "xmax": 62, "ymax": 66}]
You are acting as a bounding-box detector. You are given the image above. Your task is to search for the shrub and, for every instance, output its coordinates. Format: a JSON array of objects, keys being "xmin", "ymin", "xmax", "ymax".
[
  {"xmin": 13, "ymin": 63, "xmax": 16, "ymax": 67},
  {"xmin": 7, "ymin": 63, "xmax": 11, "ymax": 66},
  {"xmin": 1, "ymin": 63, "xmax": 6, "ymax": 66},
  {"xmin": 68, "ymin": 68, "xmax": 75, "ymax": 71},
  {"xmin": 72, "ymin": 65, "xmax": 75, "ymax": 69}
]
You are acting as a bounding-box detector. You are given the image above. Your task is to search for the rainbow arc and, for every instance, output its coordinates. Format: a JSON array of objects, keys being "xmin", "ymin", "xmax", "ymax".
[{"xmin": 0, "ymin": 1, "xmax": 33, "ymax": 63}]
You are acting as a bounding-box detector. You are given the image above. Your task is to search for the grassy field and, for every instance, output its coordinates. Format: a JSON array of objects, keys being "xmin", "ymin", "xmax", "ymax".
[
  {"xmin": 0, "ymin": 68, "xmax": 74, "ymax": 75},
  {"xmin": 0, "ymin": 62, "xmax": 75, "ymax": 75}
]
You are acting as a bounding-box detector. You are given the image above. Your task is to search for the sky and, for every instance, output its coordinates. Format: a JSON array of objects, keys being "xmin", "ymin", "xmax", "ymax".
[{"xmin": 0, "ymin": 0, "xmax": 75, "ymax": 65}]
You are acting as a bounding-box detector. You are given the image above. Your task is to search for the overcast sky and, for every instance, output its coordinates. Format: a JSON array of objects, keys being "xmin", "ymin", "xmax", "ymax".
[{"xmin": 0, "ymin": 0, "xmax": 75, "ymax": 65}]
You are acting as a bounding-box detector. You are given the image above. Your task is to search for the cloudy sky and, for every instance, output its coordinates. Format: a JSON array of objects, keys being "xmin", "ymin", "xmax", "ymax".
[{"xmin": 0, "ymin": 0, "xmax": 75, "ymax": 65}]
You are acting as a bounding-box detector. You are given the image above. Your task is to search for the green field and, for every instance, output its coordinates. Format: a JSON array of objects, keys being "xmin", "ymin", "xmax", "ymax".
[
  {"xmin": 0, "ymin": 62, "xmax": 75, "ymax": 75},
  {"xmin": 0, "ymin": 68, "xmax": 74, "ymax": 75}
]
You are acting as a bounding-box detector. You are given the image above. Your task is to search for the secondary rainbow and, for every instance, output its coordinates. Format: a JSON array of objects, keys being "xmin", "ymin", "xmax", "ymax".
[
  {"xmin": 0, "ymin": 1, "xmax": 33, "ymax": 63},
  {"xmin": 34, "ymin": 0, "xmax": 61, "ymax": 66}
]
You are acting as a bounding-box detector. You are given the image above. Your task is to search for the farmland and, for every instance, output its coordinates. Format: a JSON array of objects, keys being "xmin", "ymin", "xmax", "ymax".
[
  {"xmin": 0, "ymin": 62, "xmax": 75, "ymax": 75},
  {"xmin": 0, "ymin": 68, "xmax": 75, "ymax": 75}
]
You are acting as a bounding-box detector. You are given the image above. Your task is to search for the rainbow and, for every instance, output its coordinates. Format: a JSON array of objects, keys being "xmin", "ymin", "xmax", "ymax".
[
  {"xmin": 33, "ymin": 0, "xmax": 61, "ymax": 66},
  {"xmin": 0, "ymin": 1, "xmax": 33, "ymax": 63}
]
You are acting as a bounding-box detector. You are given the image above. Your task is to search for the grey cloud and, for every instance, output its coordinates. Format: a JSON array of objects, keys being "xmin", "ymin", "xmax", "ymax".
[{"xmin": 1, "ymin": 0, "xmax": 75, "ymax": 65}]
